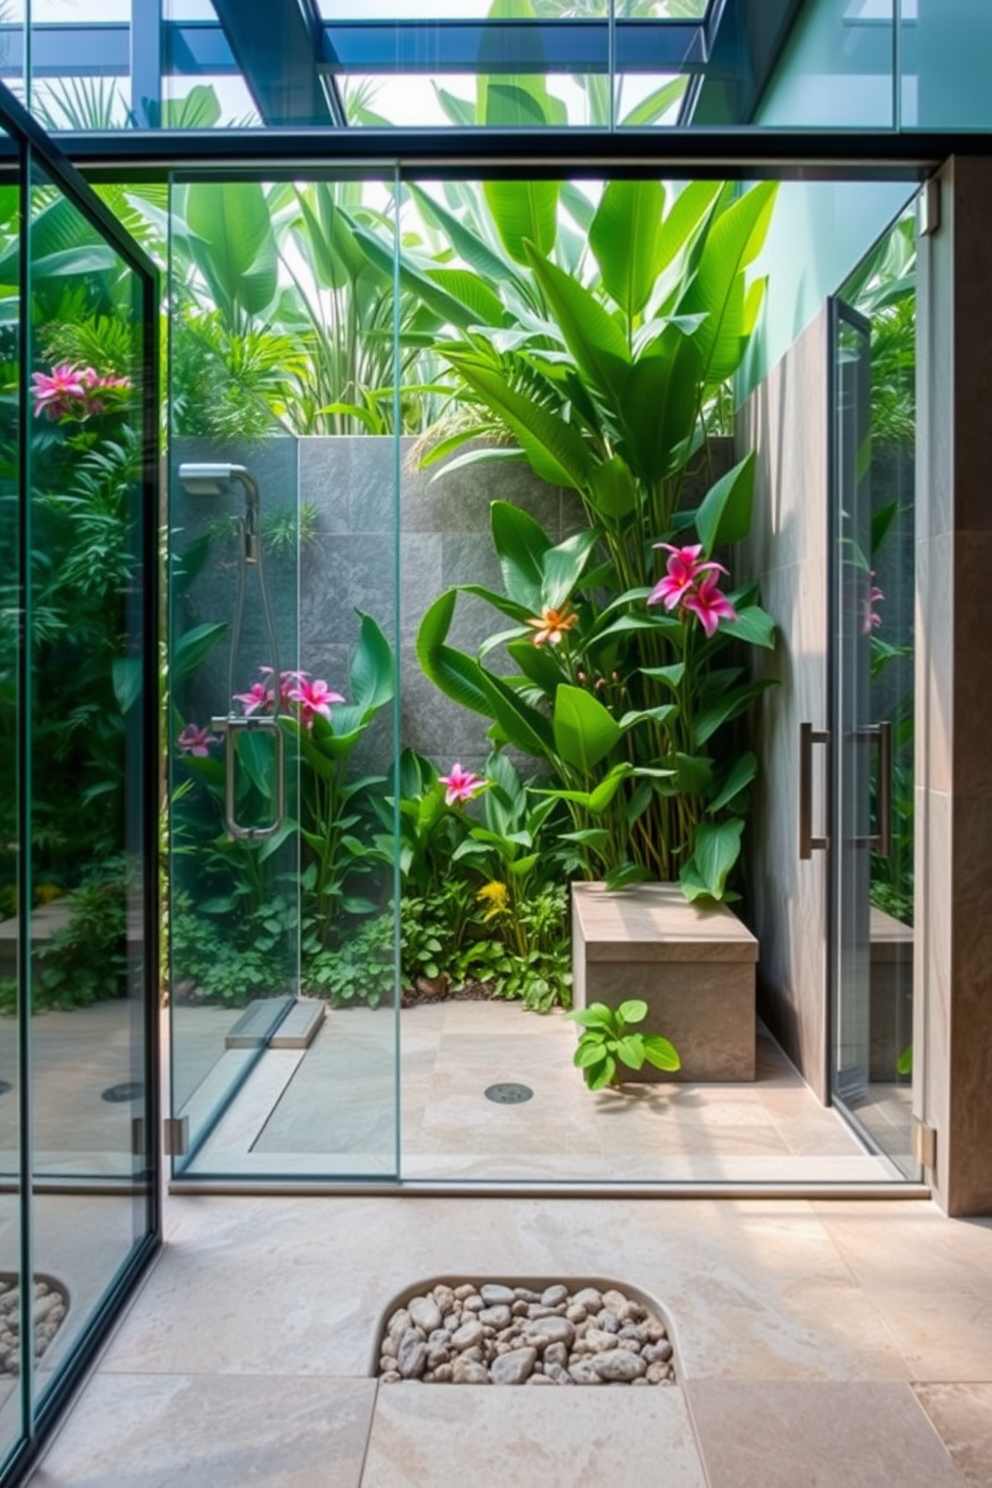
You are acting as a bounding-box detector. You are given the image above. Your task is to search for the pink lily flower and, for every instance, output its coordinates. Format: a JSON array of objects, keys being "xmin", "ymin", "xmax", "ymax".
[
  {"xmin": 261, "ymin": 667, "xmax": 307, "ymax": 707},
  {"xmin": 439, "ymin": 763, "xmax": 486, "ymax": 807},
  {"xmin": 176, "ymin": 723, "xmax": 220, "ymax": 757},
  {"xmin": 288, "ymin": 676, "xmax": 344, "ymax": 725},
  {"xmin": 683, "ymin": 575, "xmax": 739, "ymax": 638},
  {"xmin": 234, "ymin": 681, "xmax": 272, "ymax": 716},
  {"xmin": 648, "ymin": 542, "xmax": 727, "ymax": 610},
  {"xmin": 31, "ymin": 363, "xmax": 87, "ymax": 420}
]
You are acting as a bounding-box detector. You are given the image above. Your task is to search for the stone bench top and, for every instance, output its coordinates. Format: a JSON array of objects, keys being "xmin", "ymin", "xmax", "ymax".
[
  {"xmin": 572, "ymin": 882, "xmax": 758, "ymax": 964},
  {"xmin": 870, "ymin": 905, "xmax": 914, "ymax": 963}
]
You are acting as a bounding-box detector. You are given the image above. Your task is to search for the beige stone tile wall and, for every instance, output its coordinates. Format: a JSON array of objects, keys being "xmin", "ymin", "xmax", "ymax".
[{"xmin": 736, "ymin": 313, "xmax": 830, "ymax": 1100}]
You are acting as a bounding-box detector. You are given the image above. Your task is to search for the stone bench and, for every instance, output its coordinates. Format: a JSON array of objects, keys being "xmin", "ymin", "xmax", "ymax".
[
  {"xmin": 869, "ymin": 906, "xmax": 913, "ymax": 1081},
  {"xmin": 571, "ymin": 882, "xmax": 759, "ymax": 1082}
]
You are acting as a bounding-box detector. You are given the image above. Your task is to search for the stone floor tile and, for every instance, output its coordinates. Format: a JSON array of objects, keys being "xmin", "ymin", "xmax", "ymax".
[
  {"xmin": 30, "ymin": 1373, "xmax": 377, "ymax": 1488},
  {"xmin": 811, "ymin": 1201, "xmax": 992, "ymax": 1291},
  {"xmin": 686, "ymin": 1380, "xmax": 968, "ymax": 1488},
  {"xmin": 360, "ymin": 1382, "xmax": 707, "ymax": 1488},
  {"xmin": 914, "ymin": 1384, "xmax": 992, "ymax": 1488}
]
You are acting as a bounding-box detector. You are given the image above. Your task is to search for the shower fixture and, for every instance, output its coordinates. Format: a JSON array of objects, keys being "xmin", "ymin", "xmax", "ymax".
[{"xmin": 178, "ymin": 462, "xmax": 285, "ymax": 842}]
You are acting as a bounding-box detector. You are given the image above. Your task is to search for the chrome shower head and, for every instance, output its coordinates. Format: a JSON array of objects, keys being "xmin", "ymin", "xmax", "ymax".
[{"xmin": 179, "ymin": 462, "xmax": 256, "ymax": 500}]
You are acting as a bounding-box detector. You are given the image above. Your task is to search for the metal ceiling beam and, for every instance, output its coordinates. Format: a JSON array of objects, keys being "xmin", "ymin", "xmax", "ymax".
[
  {"xmin": 50, "ymin": 126, "xmax": 947, "ymax": 183},
  {"xmin": 207, "ymin": 0, "xmax": 341, "ymax": 126}
]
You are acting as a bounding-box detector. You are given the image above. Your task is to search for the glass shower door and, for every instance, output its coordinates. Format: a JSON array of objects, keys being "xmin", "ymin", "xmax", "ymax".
[
  {"xmin": 830, "ymin": 289, "xmax": 918, "ymax": 1179},
  {"xmin": 167, "ymin": 173, "xmax": 400, "ymax": 1181}
]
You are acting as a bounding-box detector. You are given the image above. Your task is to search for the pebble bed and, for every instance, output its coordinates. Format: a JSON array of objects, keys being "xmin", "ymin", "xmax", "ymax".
[
  {"xmin": 0, "ymin": 1276, "xmax": 68, "ymax": 1377},
  {"xmin": 377, "ymin": 1282, "xmax": 676, "ymax": 1386}
]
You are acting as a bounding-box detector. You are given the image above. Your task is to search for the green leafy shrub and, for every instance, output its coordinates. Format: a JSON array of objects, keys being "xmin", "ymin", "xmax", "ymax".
[{"xmin": 566, "ymin": 998, "xmax": 680, "ymax": 1090}]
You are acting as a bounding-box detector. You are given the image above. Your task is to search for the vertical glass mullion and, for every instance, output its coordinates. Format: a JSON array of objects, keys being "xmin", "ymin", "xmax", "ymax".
[
  {"xmin": 392, "ymin": 161, "xmax": 402, "ymax": 1181},
  {"xmin": 17, "ymin": 136, "xmax": 33, "ymax": 1443}
]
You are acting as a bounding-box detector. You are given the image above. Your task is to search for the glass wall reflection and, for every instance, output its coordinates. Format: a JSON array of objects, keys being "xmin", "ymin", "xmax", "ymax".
[{"xmin": 0, "ymin": 123, "xmax": 22, "ymax": 1471}]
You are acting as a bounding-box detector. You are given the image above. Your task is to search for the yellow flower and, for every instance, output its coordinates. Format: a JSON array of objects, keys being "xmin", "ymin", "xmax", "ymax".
[
  {"xmin": 525, "ymin": 605, "xmax": 578, "ymax": 647},
  {"xmin": 476, "ymin": 880, "xmax": 509, "ymax": 921}
]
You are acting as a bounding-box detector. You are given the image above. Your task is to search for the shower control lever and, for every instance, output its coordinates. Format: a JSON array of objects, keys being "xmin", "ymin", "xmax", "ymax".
[{"xmin": 210, "ymin": 713, "xmax": 286, "ymax": 841}]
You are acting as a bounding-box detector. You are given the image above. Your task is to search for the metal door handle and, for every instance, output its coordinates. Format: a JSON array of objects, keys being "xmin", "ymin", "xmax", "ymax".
[
  {"xmin": 210, "ymin": 713, "xmax": 285, "ymax": 841},
  {"xmin": 799, "ymin": 722, "xmax": 829, "ymax": 858},
  {"xmin": 861, "ymin": 721, "xmax": 893, "ymax": 858}
]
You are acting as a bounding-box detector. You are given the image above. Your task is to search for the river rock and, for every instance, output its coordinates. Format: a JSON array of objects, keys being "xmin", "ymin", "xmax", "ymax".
[
  {"xmin": 409, "ymin": 1296, "xmax": 442, "ymax": 1333},
  {"xmin": 580, "ymin": 1327, "xmax": 619, "ymax": 1354},
  {"xmin": 544, "ymin": 1342, "xmax": 569, "ymax": 1370},
  {"xmin": 524, "ymin": 1316, "xmax": 575, "ymax": 1350},
  {"xmin": 479, "ymin": 1305, "xmax": 512, "ymax": 1328},
  {"xmin": 397, "ymin": 1329, "xmax": 427, "ymax": 1379},
  {"xmin": 480, "ymin": 1284, "xmax": 516, "ymax": 1307},
  {"xmin": 568, "ymin": 1360, "xmax": 605, "ymax": 1385},
  {"xmin": 513, "ymin": 1287, "xmax": 542, "ymax": 1303},
  {"xmin": 387, "ymin": 1308, "xmax": 411, "ymax": 1342},
  {"xmin": 541, "ymin": 1284, "xmax": 568, "ymax": 1308},
  {"xmin": 593, "ymin": 1349, "xmax": 645, "ymax": 1382},
  {"xmin": 450, "ymin": 1320, "xmax": 483, "ymax": 1351},
  {"xmin": 571, "ymin": 1288, "xmax": 603, "ymax": 1314},
  {"xmin": 642, "ymin": 1340, "xmax": 674, "ymax": 1365},
  {"xmin": 491, "ymin": 1347, "xmax": 536, "ymax": 1385},
  {"xmin": 646, "ymin": 1361, "xmax": 673, "ymax": 1384},
  {"xmin": 452, "ymin": 1358, "xmax": 491, "ymax": 1384}
]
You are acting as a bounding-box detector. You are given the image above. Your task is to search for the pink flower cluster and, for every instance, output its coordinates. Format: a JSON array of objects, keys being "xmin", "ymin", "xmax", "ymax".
[
  {"xmin": 234, "ymin": 667, "xmax": 343, "ymax": 728},
  {"xmin": 647, "ymin": 543, "xmax": 738, "ymax": 639},
  {"xmin": 31, "ymin": 362, "xmax": 132, "ymax": 422},
  {"xmin": 176, "ymin": 723, "xmax": 220, "ymax": 757},
  {"xmin": 439, "ymin": 763, "xmax": 485, "ymax": 807},
  {"xmin": 862, "ymin": 571, "xmax": 884, "ymax": 636}
]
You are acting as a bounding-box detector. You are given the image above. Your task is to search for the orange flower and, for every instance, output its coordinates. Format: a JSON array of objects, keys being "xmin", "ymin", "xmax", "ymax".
[{"xmin": 526, "ymin": 605, "xmax": 579, "ymax": 647}]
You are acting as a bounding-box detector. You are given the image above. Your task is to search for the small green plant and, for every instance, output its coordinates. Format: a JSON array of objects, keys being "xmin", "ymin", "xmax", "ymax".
[
  {"xmin": 303, "ymin": 913, "xmax": 394, "ymax": 1007},
  {"xmin": 33, "ymin": 867, "xmax": 128, "ymax": 1009},
  {"xmin": 565, "ymin": 998, "xmax": 680, "ymax": 1090}
]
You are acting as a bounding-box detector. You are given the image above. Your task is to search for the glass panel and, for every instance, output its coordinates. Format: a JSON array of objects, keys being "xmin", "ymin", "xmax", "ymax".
[
  {"xmin": 831, "ymin": 216, "xmax": 918, "ymax": 1178},
  {"xmin": 343, "ymin": 73, "xmax": 609, "ymax": 126},
  {"xmin": 27, "ymin": 157, "xmax": 155, "ymax": 1394},
  {"xmin": 901, "ymin": 0, "xmax": 992, "ymax": 131},
  {"xmin": 749, "ymin": 0, "xmax": 896, "ymax": 130},
  {"xmin": 0, "ymin": 125, "xmax": 22, "ymax": 1468},
  {"xmin": 168, "ymin": 174, "xmax": 400, "ymax": 1180}
]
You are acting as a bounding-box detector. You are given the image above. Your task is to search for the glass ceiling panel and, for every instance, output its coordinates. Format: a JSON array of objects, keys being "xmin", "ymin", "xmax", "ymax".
[
  {"xmin": 344, "ymin": 72, "xmax": 612, "ymax": 127},
  {"xmin": 317, "ymin": 1, "xmax": 710, "ymax": 20}
]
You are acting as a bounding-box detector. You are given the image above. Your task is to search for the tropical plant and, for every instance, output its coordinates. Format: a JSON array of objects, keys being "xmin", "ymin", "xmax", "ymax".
[
  {"xmin": 565, "ymin": 998, "xmax": 680, "ymax": 1090},
  {"xmin": 397, "ymin": 175, "xmax": 777, "ymax": 898},
  {"xmin": 168, "ymin": 179, "xmax": 441, "ymax": 439}
]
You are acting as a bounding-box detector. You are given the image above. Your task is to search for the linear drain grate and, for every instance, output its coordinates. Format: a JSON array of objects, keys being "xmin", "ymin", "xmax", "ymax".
[
  {"xmin": 101, "ymin": 1081, "xmax": 145, "ymax": 1104},
  {"xmin": 485, "ymin": 1082, "xmax": 533, "ymax": 1104}
]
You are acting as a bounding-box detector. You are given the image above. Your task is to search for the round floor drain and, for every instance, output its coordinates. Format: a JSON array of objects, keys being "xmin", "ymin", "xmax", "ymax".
[
  {"xmin": 485, "ymin": 1082, "xmax": 533, "ymax": 1104},
  {"xmin": 101, "ymin": 1082, "xmax": 145, "ymax": 1104},
  {"xmin": 0, "ymin": 1082, "xmax": 10, "ymax": 1096}
]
